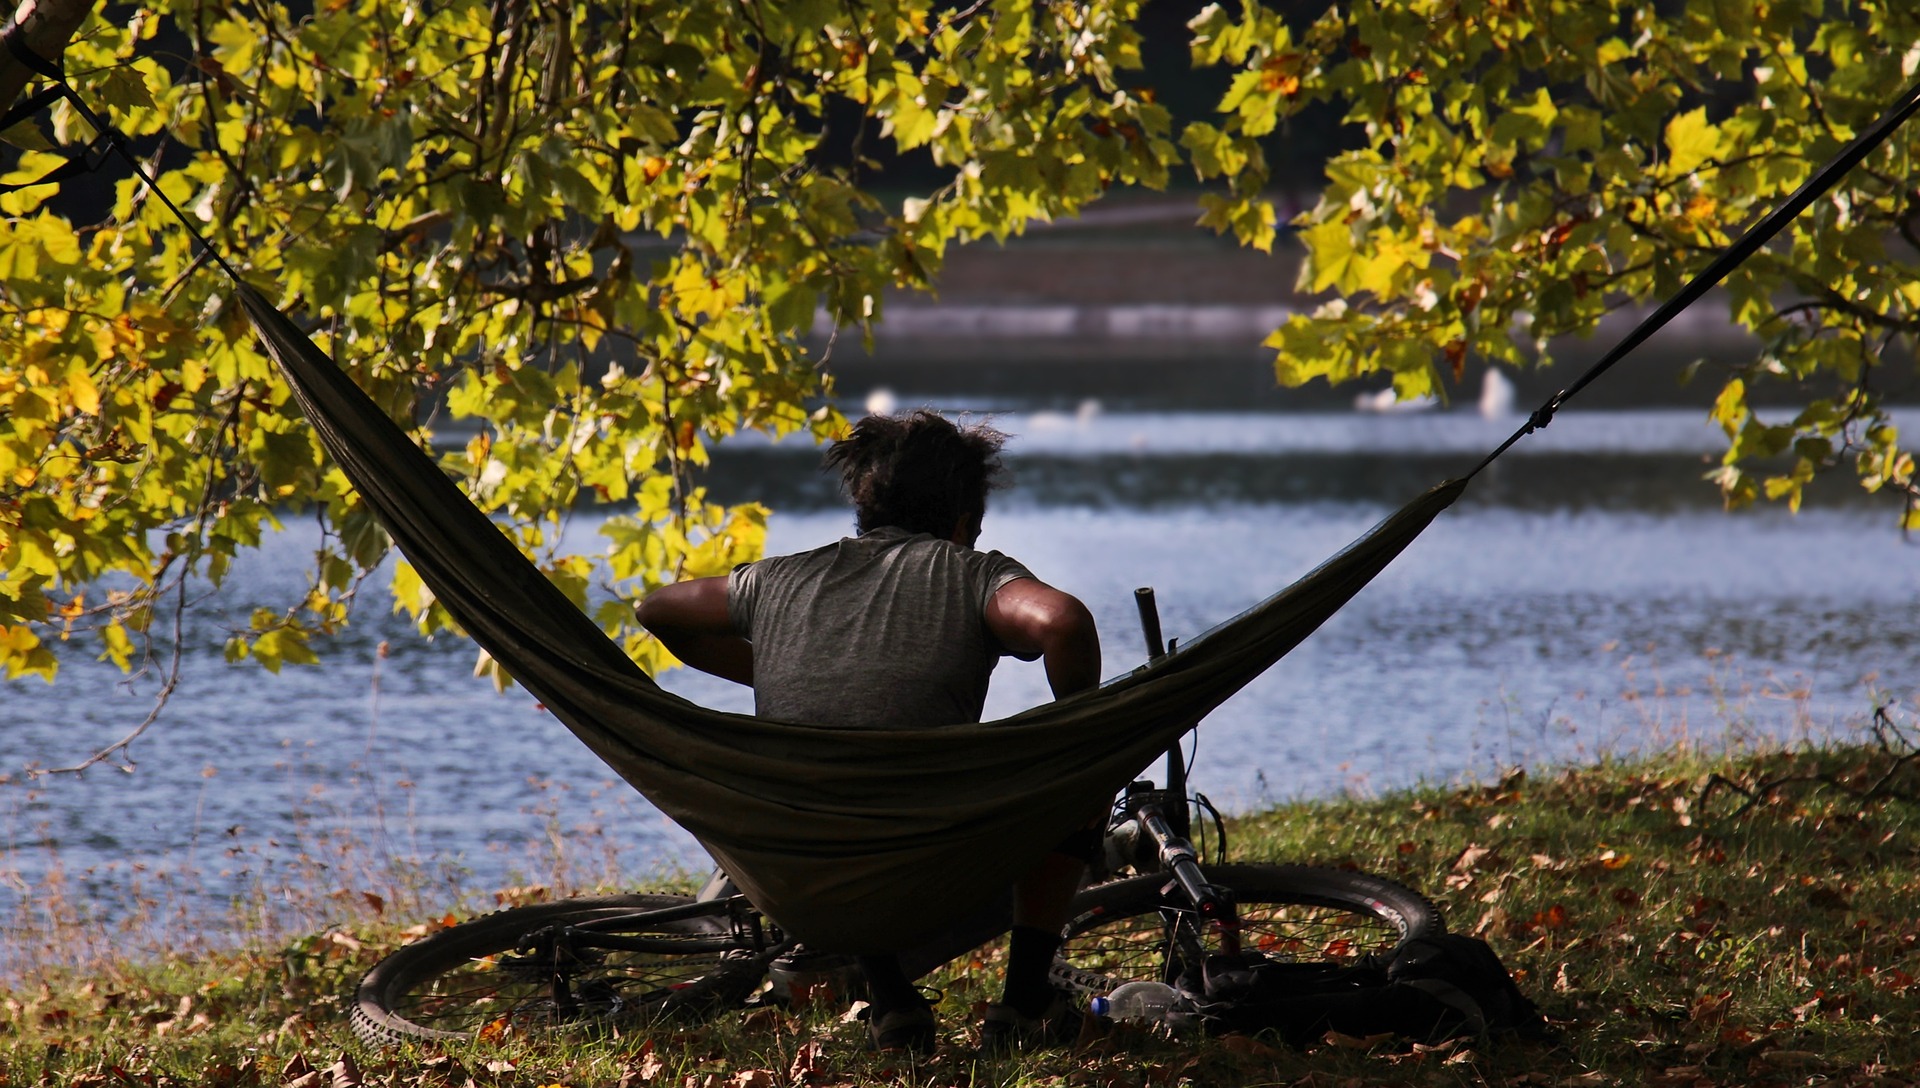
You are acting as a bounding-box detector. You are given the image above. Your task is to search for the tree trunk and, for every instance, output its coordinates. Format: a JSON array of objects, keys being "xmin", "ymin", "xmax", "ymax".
[{"xmin": 1, "ymin": 0, "xmax": 97, "ymax": 125}]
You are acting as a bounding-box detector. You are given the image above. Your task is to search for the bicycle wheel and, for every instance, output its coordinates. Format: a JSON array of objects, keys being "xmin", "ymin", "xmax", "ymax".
[
  {"xmin": 352, "ymin": 894, "xmax": 777, "ymax": 1047},
  {"xmin": 1051, "ymin": 864, "xmax": 1444, "ymax": 996}
]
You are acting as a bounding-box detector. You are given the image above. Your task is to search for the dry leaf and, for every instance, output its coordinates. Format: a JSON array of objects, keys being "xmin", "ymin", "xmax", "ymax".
[
  {"xmin": 738, "ymin": 1006, "xmax": 785, "ymax": 1032},
  {"xmin": 1323, "ymin": 1030, "xmax": 1394, "ymax": 1050},
  {"xmin": 788, "ymin": 1041, "xmax": 823, "ymax": 1084},
  {"xmin": 1220, "ymin": 1033, "xmax": 1285, "ymax": 1058},
  {"xmin": 620, "ymin": 1050, "xmax": 667, "ymax": 1086},
  {"xmin": 1454, "ymin": 844, "xmax": 1494, "ymax": 872}
]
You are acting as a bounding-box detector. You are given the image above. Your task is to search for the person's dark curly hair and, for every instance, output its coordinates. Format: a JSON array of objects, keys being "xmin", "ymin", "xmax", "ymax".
[{"xmin": 823, "ymin": 410, "xmax": 1009, "ymax": 543}]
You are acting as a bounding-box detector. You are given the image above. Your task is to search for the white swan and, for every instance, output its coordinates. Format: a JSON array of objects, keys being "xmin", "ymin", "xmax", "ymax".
[
  {"xmin": 1353, "ymin": 387, "xmax": 1439, "ymax": 413},
  {"xmin": 1478, "ymin": 367, "xmax": 1517, "ymax": 419}
]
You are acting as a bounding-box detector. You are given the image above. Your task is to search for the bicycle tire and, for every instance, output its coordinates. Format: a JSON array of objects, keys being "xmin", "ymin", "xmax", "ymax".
[
  {"xmin": 352, "ymin": 894, "xmax": 774, "ymax": 1047},
  {"xmin": 1051, "ymin": 863, "xmax": 1444, "ymax": 996}
]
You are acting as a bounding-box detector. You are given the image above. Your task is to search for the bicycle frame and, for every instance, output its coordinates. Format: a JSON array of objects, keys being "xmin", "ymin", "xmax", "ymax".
[{"xmin": 1122, "ymin": 588, "xmax": 1244, "ymax": 975}]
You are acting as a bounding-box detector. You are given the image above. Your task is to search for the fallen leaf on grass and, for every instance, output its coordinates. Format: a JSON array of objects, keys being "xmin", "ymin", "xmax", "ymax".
[
  {"xmin": 1219, "ymin": 1033, "xmax": 1285, "ymax": 1058},
  {"xmin": 621, "ymin": 1049, "xmax": 667, "ymax": 1085},
  {"xmin": 1322, "ymin": 1029, "xmax": 1394, "ymax": 1050},
  {"xmin": 1688, "ymin": 990, "xmax": 1732, "ymax": 1027},
  {"xmin": 738, "ymin": 1005, "xmax": 785, "ymax": 1032},
  {"xmin": 1454, "ymin": 844, "xmax": 1495, "ymax": 872},
  {"xmin": 728, "ymin": 1070, "xmax": 778, "ymax": 1088},
  {"xmin": 788, "ymin": 1041, "xmax": 823, "ymax": 1084}
]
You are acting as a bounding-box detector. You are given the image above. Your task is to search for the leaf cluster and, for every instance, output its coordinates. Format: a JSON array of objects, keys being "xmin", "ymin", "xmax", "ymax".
[
  {"xmin": 0, "ymin": 0, "xmax": 1186, "ymax": 704},
  {"xmin": 1195, "ymin": 0, "xmax": 1919, "ymax": 520},
  {"xmin": 7, "ymin": 0, "xmax": 1919, "ymax": 712}
]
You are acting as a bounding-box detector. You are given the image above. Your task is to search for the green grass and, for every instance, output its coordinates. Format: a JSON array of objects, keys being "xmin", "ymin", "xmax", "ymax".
[{"xmin": 5, "ymin": 735, "xmax": 1919, "ymax": 1087}]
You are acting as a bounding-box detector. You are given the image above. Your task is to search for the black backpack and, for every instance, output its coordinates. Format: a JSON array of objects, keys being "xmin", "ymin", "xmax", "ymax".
[{"xmin": 1186, "ymin": 934, "xmax": 1545, "ymax": 1046}]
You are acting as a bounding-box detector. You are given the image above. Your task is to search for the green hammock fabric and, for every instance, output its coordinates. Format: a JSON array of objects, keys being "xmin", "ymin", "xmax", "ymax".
[{"xmin": 236, "ymin": 284, "xmax": 1465, "ymax": 953}]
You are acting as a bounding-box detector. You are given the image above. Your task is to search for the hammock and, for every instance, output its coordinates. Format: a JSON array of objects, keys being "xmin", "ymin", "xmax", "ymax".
[
  {"xmin": 239, "ymin": 284, "xmax": 1460, "ymax": 951},
  {"xmin": 14, "ymin": 29, "xmax": 1917, "ymax": 953}
]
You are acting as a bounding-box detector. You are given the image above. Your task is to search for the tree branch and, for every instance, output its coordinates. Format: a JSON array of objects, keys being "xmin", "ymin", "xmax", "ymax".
[{"xmin": 0, "ymin": 0, "xmax": 94, "ymax": 122}]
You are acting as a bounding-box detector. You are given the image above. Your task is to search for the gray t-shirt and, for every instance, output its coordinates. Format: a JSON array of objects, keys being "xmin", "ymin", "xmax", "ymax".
[{"xmin": 727, "ymin": 527, "xmax": 1036, "ymax": 728}]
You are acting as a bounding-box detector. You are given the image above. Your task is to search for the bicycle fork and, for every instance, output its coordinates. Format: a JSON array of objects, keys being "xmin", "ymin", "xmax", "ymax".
[
  {"xmin": 1118, "ymin": 785, "xmax": 1242, "ymax": 971},
  {"xmin": 1126, "ymin": 588, "xmax": 1243, "ymax": 979}
]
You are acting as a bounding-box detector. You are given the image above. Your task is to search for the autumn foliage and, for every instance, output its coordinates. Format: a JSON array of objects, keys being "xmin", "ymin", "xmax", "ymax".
[{"xmin": 3, "ymin": 0, "xmax": 1918, "ymax": 697}]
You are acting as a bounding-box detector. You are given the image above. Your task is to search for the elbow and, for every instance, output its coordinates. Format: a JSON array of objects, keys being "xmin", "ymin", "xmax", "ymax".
[
  {"xmin": 1041, "ymin": 600, "xmax": 1101, "ymax": 695},
  {"xmin": 634, "ymin": 595, "xmax": 663, "ymax": 634},
  {"xmin": 635, "ymin": 591, "xmax": 692, "ymax": 641},
  {"xmin": 635, "ymin": 595, "xmax": 664, "ymax": 636}
]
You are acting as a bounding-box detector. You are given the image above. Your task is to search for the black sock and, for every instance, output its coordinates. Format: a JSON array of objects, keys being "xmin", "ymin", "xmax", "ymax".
[
  {"xmin": 1002, "ymin": 925, "xmax": 1064, "ymax": 1016},
  {"xmin": 856, "ymin": 954, "xmax": 922, "ymax": 1012}
]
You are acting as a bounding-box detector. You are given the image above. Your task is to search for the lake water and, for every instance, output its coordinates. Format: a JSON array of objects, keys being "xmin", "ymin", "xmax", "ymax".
[{"xmin": 4, "ymin": 403, "xmax": 1917, "ymax": 954}]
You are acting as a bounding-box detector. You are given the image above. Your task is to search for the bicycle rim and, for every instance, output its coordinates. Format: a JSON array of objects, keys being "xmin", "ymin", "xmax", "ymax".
[
  {"xmin": 352, "ymin": 895, "xmax": 768, "ymax": 1046},
  {"xmin": 1052, "ymin": 863, "xmax": 1444, "ymax": 995}
]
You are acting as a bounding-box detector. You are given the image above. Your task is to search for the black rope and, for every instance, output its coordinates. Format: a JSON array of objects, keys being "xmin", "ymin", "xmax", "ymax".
[
  {"xmin": 0, "ymin": 83, "xmax": 65, "ymax": 133},
  {"xmin": 4, "ymin": 25, "xmax": 64, "ymax": 81},
  {"xmin": 1462, "ymin": 75, "xmax": 1920, "ymax": 481}
]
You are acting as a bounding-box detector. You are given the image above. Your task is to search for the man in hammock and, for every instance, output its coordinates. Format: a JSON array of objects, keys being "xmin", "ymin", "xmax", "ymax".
[{"xmin": 638, "ymin": 409, "xmax": 1103, "ymax": 1055}]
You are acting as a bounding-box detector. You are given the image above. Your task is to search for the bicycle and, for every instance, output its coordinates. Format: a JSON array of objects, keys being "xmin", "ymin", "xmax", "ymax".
[{"xmin": 351, "ymin": 590, "xmax": 1445, "ymax": 1047}]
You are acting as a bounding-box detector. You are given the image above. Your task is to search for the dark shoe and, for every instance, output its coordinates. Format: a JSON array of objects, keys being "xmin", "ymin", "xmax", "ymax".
[
  {"xmin": 867, "ymin": 1001, "xmax": 938, "ymax": 1055},
  {"xmin": 980, "ymin": 990, "xmax": 1083, "ymax": 1053}
]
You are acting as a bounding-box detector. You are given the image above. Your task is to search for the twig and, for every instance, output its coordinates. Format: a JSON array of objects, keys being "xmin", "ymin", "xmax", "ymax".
[
  {"xmin": 1699, "ymin": 704, "xmax": 1920, "ymax": 819},
  {"xmin": 33, "ymin": 563, "xmax": 188, "ymax": 776}
]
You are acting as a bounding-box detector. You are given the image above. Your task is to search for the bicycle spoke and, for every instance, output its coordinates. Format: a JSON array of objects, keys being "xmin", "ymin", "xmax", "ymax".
[{"xmin": 1055, "ymin": 865, "xmax": 1442, "ymax": 998}]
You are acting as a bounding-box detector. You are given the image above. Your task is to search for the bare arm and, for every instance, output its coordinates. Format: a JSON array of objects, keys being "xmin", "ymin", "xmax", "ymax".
[
  {"xmin": 984, "ymin": 578, "xmax": 1101, "ymax": 699},
  {"xmin": 635, "ymin": 576, "xmax": 754, "ymax": 686}
]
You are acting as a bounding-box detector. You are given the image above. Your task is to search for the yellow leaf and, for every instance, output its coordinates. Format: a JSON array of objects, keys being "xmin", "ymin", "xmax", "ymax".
[
  {"xmin": 100, "ymin": 621, "xmax": 134, "ymax": 671},
  {"xmin": 1710, "ymin": 378, "xmax": 1747, "ymax": 437},
  {"xmin": 1664, "ymin": 106, "xmax": 1720, "ymax": 178},
  {"xmin": 66, "ymin": 370, "xmax": 101, "ymax": 415},
  {"xmin": 0, "ymin": 624, "xmax": 56, "ymax": 681}
]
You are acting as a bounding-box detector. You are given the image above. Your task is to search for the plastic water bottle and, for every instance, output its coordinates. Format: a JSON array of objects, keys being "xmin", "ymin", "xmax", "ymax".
[{"xmin": 1090, "ymin": 980, "xmax": 1185, "ymax": 1023}]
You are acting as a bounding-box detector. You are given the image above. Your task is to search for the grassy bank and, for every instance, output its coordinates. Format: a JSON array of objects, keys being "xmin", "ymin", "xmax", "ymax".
[{"xmin": 4, "ymin": 731, "xmax": 1918, "ymax": 1087}]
